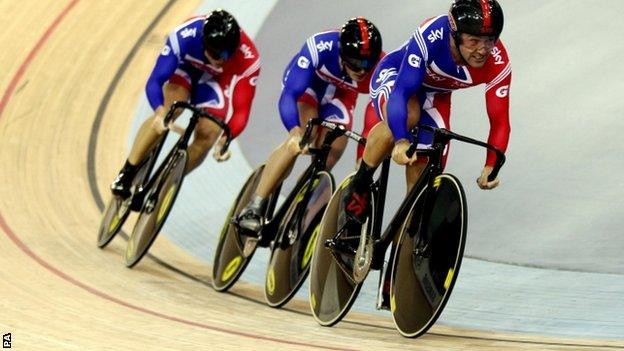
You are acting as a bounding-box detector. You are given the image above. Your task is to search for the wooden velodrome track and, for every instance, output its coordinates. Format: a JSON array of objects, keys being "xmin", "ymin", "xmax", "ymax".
[{"xmin": 0, "ymin": 0, "xmax": 621, "ymax": 350}]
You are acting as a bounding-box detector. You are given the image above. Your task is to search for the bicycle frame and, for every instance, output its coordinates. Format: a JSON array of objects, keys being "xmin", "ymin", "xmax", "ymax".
[
  {"xmin": 260, "ymin": 119, "xmax": 363, "ymax": 245},
  {"xmin": 368, "ymin": 125, "xmax": 506, "ymax": 269},
  {"xmin": 132, "ymin": 101, "xmax": 233, "ymax": 205}
]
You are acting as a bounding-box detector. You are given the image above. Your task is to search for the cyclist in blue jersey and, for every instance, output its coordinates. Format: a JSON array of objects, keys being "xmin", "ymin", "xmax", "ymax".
[
  {"xmin": 111, "ymin": 10, "xmax": 261, "ymax": 198},
  {"xmin": 343, "ymin": 0, "xmax": 512, "ymax": 224},
  {"xmin": 237, "ymin": 17, "xmax": 384, "ymax": 233}
]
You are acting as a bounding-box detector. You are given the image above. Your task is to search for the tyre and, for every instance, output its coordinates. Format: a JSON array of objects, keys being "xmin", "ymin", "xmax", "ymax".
[
  {"xmin": 390, "ymin": 174, "xmax": 467, "ymax": 338},
  {"xmin": 265, "ymin": 171, "xmax": 334, "ymax": 307},
  {"xmin": 124, "ymin": 149, "xmax": 188, "ymax": 268},
  {"xmin": 308, "ymin": 174, "xmax": 373, "ymax": 326}
]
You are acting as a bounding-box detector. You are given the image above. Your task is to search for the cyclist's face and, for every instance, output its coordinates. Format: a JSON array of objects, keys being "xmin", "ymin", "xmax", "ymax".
[
  {"xmin": 341, "ymin": 58, "xmax": 368, "ymax": 82},
  {"xmin": 205, "ymin": 50, "xmax": 226, "ymax": 67},
  {"xmin": 458, "ymin": 34, "xmax": 496, "ymax": 68}
]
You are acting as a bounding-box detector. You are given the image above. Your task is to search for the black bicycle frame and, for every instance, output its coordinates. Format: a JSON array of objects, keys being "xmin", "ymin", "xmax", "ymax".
[
  {"xmin": 369, "ymin": 125, "xmax": 505, "ymax": 268},
  {"xmin": 262, "ymin": 119, "xmax": 362, "ymax": 244},
  {"xmin": 134, "ymin": 101, "xmax": 232, "ymax": 203}
]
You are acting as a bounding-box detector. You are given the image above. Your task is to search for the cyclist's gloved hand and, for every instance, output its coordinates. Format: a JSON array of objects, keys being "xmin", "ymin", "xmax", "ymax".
[
  {"xmin": 391, "ymin": 139, "xmax": 418, "ymax": 165},
  {"xmin": 477, "ymin": 165, "xmax": 500, "ymax": 190},
  {"xmin": 287, "ymin": 126, "xmax": 304, "ymax": 155},
  {"xmin": 213, "ymin": 135, "xmax": 231, "ymax": 162}
]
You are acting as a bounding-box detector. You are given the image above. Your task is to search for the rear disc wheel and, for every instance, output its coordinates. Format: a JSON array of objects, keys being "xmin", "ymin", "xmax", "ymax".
[
  {"xmin": 265, "ymin": 171, "xmax": 334, "ymax": 307},
  {"xmin": 309, "ymin": 174, "xmax": 372, "ymax": 326}
]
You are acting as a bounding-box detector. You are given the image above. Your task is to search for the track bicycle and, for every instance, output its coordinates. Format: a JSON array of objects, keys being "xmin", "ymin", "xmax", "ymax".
[
  {"xmin": 97, "ymin": 101, "xmax": 232, "ymax": 268},
  {"xmin": 212, "ymin": 118, "xmax": 365, "ymax": 309},
  {"xmin": 309, "ymin": 125, "xmax": 505, "ymax": 337}
]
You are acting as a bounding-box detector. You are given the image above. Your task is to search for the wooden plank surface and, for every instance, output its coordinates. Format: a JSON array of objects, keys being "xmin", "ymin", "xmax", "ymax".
[{"xmin": 0, "ymin": 0, "xmax": 621, "ymax": 350}]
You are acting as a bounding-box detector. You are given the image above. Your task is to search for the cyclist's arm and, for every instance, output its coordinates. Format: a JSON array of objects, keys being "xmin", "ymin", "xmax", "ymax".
[
  {"xmin": 227, "ymin": 66, "xmax": 261, "ymax": 139},
  {"xmin": 146, "ymin": 38, "xmax": 180, "ymax": 111},
  {"xmin": 483, "ymin": 60, "xmax": 512, "ymax": 166},
  {"xmin": 279, "ymin": 43, "xmax": 316, "ymax": 132},
  {"xmin": 386, "ymin": 38, "xmax": 427, "ymax": 142}
]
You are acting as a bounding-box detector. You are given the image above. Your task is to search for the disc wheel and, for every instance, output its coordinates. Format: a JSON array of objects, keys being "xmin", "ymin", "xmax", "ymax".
[
  {"xmin": 264, "ymin": 171, "xmax": 334, "ymax": 307},
  {"xmin": 390, "ymin": 174, "xmax": 467, "ymax": 338},
  {"xmin": 309, "ymin": 174, "xmax": 373, "ymax": 326},
  {"xmin": 212, "ymin": 166, "xmax": 276, "ymax": 292},
  {"xmin": 124, "ymin": 149, "xmax": 187, "ymax": 268}
]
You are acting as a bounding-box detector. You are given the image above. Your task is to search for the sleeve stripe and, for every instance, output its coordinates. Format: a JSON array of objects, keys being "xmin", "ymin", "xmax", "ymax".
[
  {"xmin": 412, "ymin": 31, "xmax": 429, "ymax": 62},
  {"xmin": 306, "ymin": 37, "xmax": 319, "ymax": 66},
  {"xmin": 168, "ymin": 32, "xmax": 181, "ymax": 60},
  {"xmin": 485, "ymin": 63, "xmax": 512, "ymax": 91},
  {"xmin": 241, "ymin": 59, "xmax": 261, "ymax": 78}
]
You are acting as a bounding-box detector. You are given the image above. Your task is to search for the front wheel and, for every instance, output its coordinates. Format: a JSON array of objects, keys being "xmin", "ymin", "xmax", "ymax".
[
  {"xmin": 97, "ymin": 195, "xmax": 132, "ymax": 248},
  {"xmin": 124, "ymin": 149, "xmax": 188, "ymax": 268},
  {"xmin": 264, "ymin": 171, "xmax": 334, "ymax": 308},
  {"xmin": 97, "ymin": 143, "xmax": 161, "ymax": 249},
  {"xmin": 390, "ymin": 174, "xmax": 467, "ymax": 338},
  {"xmin": 212, "ymin": 166, "xmax": 275, "ymax": 292}
]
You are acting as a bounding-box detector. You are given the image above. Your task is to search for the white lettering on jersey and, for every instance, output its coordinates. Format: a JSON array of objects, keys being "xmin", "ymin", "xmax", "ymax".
[
  {"xmin": 297, "ymin": 56, "xmax": 310, "ymax": 69},
  {"xmin": 161, "ymin": 45, "xmax": 171, "ymax": 56},
  {"xmin": 495, "ymin": 85, "xmax": 509, "ymax": 98},
  {"xmin": 427, "ymin": 28, "xmax": 444, "ymax": 43},
  {"xmin": 316, "ymin": 40, "xmax": 333, "ymax": 52},
  {"xmin": 408, "ymin": 54, "xmax": 422, "ymax": 68},
  {"xmin": 240, "ymin": 44, "xmax": 255, "ymax": 59},
  {"xmin": 180, "ymin": 28, "xmax": 197, "ymax": 39},
  {"xmin": 491, "ymin": 47, "xmax": 505, "ymax": 65}
]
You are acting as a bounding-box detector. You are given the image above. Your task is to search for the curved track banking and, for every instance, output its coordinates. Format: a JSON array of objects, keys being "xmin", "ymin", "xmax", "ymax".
[{"xmin": 0, "ymin": 0, "xmax": 622, "ymax": 350}]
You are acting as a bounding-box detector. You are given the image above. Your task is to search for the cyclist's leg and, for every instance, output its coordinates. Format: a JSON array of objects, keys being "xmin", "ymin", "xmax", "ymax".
[
  {"xmin": 128, "ymin": 82, "xmax": 190, "ymax": 164},
  {"xmin": 185, "ymin": 75, "xmax": 229, "ymax": 173},
  {"xmin": 112, "ymin": 71, "xmax": 191, "ymax": 197},
  {"xmin": 342, "ymin": 65, "xmax": 408, "ymax": 221},
  {"xmin": 255, "ymin": 99, "xmax": 317, "ymax": 198},
  {"xmin": 238, "ymin": 97, "xmax": 318, "ymax": 233},
  {"xmin": 404, "ymin": 92, "xmax": 451, "ymax": 191},
  {"xmin": 317, "ymin": 88, "xmax": 357, "ymax": 170},
  {"xmin": 356, "ymin": 101, "xmax": 380, "ymax": 165},
  {"xmin": 186, "ymin": 117, "xmax": 221, "ymax": 172}
]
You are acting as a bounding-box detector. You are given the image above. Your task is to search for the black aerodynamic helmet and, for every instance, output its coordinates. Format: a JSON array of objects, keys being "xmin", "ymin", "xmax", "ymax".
[
  {"xmin": 202, "ymin": 9, "xmax": 241, "ymax": 60},
  {"xmin": 449, "ymin": 0, "xmax": 504, "ymax": 41},
  {"xmin": 339, "ymin": 17, "xmax": 382, "ymax": 72}
]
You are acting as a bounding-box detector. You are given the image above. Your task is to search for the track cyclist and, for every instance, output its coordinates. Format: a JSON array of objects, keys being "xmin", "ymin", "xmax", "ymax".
[
  {"xmin": 110, "ymin": 9, "xmax": 261, "ymax": 197},
  {"xmin": 344, "ymin": 0, "xmax": 512, "ymax": 226},
  {"xmin": 236, "ymin": 17, "xmax": 384, "ymax": 235}
]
